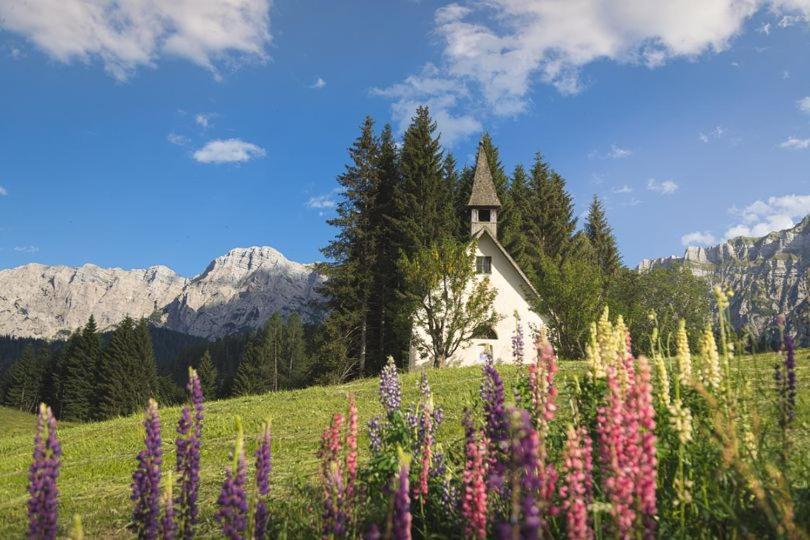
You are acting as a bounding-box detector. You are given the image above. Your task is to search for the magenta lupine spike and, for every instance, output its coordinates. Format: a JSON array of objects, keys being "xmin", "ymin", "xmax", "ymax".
[
  {"xmin": 393, "ymin": 453, "xmax": 412, "ymax": 540},
  {"xmin": 481, "ymin": 356, "xmax": 508, "ymax": 492},
  {"xmin": 418, "ymin": 401, "xmax": 433, "ymax": 500},
  {"xmin": 346, "ymin": 395, "xmax": 358, "ymax": 505},
  {"xmin": 254, "ymin": 421, "xmax": 272, "ymax": 540},
  {"xmin": 461, "ymin": 412, "xmax": 487, "ymax": 540},
  {"xmin": 379, "ymin": 357, "xmax": 402, "ymax": 415},
  {"xmin": 131, "ymin": 399, "xmax": 163, "ymax": 540},
  {"xmin": 534, "ymin": 333, "xmax": 559, "ymax": 438},
  {"xmin": 176, "ymin": 368, "xmax": 204, "ymax": 539},
  {"xmin": 216, "ymin": 417, "xmax": 248, "ymax": 540},
  {"xmin": 27, "ymin": 403, "xmax": 61, "ymax": 540},
  {"xmin": 634, "ymin": 356, "xmax": 657, "ymax": 539},
  {"xmin": 319, "ymin": 413, "xmax": 347, "ymax": 538},
  {"xmin": 560, "ymin": 425, "xmax": 594, "ymax": 540}
]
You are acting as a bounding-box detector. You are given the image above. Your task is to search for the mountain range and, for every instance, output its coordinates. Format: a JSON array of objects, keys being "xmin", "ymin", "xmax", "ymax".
[
  {"xmin": 0, "ymin": 247, "xmax": 323, "ymax": 340},
  {"xmin": 639, "ymin": 215, "xmax": 809, "ymax": 344}
]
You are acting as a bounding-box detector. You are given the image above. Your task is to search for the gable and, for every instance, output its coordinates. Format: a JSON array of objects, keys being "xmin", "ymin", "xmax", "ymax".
[{"xmin": 474, "ymin": 230, "xmax": 539, "ymax": 301}]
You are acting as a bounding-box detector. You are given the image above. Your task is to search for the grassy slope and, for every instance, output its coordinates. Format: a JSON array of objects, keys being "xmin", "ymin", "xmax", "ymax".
[{"xmin": 1, "ymin": 351, "xmax": 808, "ymax": 537}]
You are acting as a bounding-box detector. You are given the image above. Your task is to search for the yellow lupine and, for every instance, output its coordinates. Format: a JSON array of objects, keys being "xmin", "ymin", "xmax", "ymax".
[
  {"xmin": 676, "ymin": 319, "xmax": 692, "ymax": 387},
  {"xmin": 699, "ymin": 324, "xmax": 721, "ymax": 391}
]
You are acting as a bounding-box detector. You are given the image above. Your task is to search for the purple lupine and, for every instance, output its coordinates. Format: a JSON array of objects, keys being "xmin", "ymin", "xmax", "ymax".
[
  {"xmin": 481, "ymin": 355, "xmax": 508, "ymax": 492},
  {"xmin": 176, "ymin": 368, "xmax": 204, "ymax": 539},
  {"xmin": 775, "ymin": 334, "xmax": 797, "ymax": 427},
  {"xmin": 512, "ymin": 315, "xmax": 525, "ymax": 365},
  {"xmin": 254, "ymin": 421, "xmax": 272, "ymax": 539},
  {"xmin": 379, "ymin": 356, "xmax": 402, "ymax": 415},
  {"xmin": 368, "ymin": 416, "xmax": 383, "ymax": 454},
  {"xmin": 27, "ymin": 403, "xmax": 61, "ymax": 540},
  {"xmin": 498, "ymin": 407, "xmax": 543, "ymax": 540},
  {"xmin": 131, "ymin": 399, "xmax": 163, "ymax": 540},
  {"xmin": 216, "ymin": 417, "xmax": 248, "ymax": 540},
  {"xmin": 393, "ymin": 454, "xmax": 412, "ymax": 540},
  {"xmin": 323, "ymin": 462, "xmax": 347, "ymax": 538}
]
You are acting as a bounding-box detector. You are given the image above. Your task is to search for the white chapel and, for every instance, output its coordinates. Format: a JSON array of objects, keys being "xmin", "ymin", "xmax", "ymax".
[{"xmin": 409, "ymin": 143, "xmax": 544, "ymax": 368}]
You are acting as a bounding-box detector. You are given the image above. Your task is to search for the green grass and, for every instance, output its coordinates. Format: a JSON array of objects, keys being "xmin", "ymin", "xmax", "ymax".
[{"xmin": 0, "ymin": 351, "xmax": 807, "ymax": 537}]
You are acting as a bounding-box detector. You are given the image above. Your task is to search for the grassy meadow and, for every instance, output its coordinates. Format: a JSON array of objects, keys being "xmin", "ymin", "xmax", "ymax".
[{"xmin": 1, "ymin": 350, "xmax": 808, "ymax": 538}]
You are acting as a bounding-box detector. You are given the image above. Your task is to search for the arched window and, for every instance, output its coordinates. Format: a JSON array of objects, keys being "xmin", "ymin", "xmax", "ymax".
[{"xmin": 472, "ymin": 324, "xmax": 497, "ymax": 340}]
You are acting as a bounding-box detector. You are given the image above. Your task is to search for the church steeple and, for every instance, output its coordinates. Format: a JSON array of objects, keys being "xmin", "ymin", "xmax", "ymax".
[{"xmin": 467, "ymin": 142, "xmax": 501, "ymax": 238}]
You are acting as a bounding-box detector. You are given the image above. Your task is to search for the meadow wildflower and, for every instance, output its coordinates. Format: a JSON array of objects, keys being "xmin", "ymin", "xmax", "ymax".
[
  {"xmin": 28, "ymin": 403, "xmax": 61, "ymax": 540},
  {"xmin": 161, "ymin": 472, "xmax": 176, "ymax": 540},
  {"xmin": 461, "ymin": 412, "xmax": 487, "ymax": 540},
  {"xmin": 176, "ymin": 368, "xmax": 204, "ymax": 539},
  {"xmin": 215, "ymin": 417, "xmax": 248, "ymax": 540},
  {"xmin": 346, "ymin": 395, "xmax": 358, "ymax": 505},
  {"xmin": 667, "ymin": 399, "xmax": 693, "ymax": 446},
  {"xmin": 775, "ymin": 333, "xmax": 797, "ymax": 427},
  {"xmin": 675, "ymin": 320, "xmax": 692, "ymax": 387},
  {"xmin": 699, "ymin": 325, "xmax": 721, "ymax": 391},
  {"xmin": 131, "ymin": 398, "xmax": 162, "ymax": 540},
  {"xmin": 533, "ymin": 330, "xmax": 558, "ymax": 440},
  {"xmin": 655, "ymin": 354, "xmax": 671, "ymax": 408},
  {"xmin": 511, "ymin": 312, "xmax": 525, "ymax": 365},
  {"xmin": 367, "ymin": 416, "xmax": 383, "ymax": 454},
  {"xmin": 560, "ymin": 425, "xmax": 593, "ymax": 540},
  {"xmin": 481, "ymin": 356, "xmax": 508, "ymax": 491},
  {"xmin": 380, "ymin": 357, "xmax": 402, "ymax": 415},
  {"xmin": 254, "ymin": 421, "xmax": 272, "ymax": 540},
  {"xmin": 634, "ymin": 356, "xmax": 658, "ymax": 537},
  {"xmin": 417, "ymin": 397, "xmax": 433, "ymax": 500},
  {"xmin": 393, "ymin": 452, "xmax": 412, "ymax": 540},
  {"xmin": 319, "ymin": 413, "xmax": 347, "ymax": 538}
]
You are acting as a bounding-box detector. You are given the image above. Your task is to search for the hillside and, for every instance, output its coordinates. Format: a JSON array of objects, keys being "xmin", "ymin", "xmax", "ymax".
[
  {"xmin": 0, "ymin": 246, "xmax": 323, "ymax": 341},
  {"xmin": 1, "ymin": 351, "xmax": 807, "ymax": 537},
  {"xmin": 639, "ymin": 216, "xmax": 810, "ymax": 344}
]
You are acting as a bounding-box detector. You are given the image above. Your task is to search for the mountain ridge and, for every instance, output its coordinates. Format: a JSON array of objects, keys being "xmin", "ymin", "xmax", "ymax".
[{"xmin": 0, "ymin": 246, "xmax": 324, "ymax": 340}]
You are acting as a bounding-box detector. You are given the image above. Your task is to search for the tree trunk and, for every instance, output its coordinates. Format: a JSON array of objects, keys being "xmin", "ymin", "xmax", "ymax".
[{"xmin": 434, "ymin": 352, "xmax": 446, "ymax": 369}]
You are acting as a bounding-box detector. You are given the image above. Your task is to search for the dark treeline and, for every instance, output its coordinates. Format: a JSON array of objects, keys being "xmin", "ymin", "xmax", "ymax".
[
  {"xmin": 0, "ymin": 312, "xmax": 317, "ymax": 421},
  {"xmin": 317, "ymin": 107, "xmax": 713, "ymax": 373}
]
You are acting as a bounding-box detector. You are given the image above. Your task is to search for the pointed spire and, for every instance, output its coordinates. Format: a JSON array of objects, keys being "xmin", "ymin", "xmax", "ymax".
[{"xmin": 467, "ymin": 142, "xmax": 502, "ymax": 208}]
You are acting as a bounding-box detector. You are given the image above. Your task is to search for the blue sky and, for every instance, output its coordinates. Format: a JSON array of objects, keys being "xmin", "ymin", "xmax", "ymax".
[{"xmin": 1, "ymin": 0, "xmax": 809, "ymax": 275}]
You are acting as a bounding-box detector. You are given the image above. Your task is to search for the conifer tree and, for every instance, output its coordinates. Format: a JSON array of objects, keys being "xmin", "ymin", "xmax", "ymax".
[
  {"xmin": 262, "ymin": 313, "xmax": 284, "ymax": 391},
  {"xmin": 319, "ymin": 116, "xmax": 381, "ymax": 376},
  {"xmin": 585, "ymin": 195, "xmax": 622, "ymax": 283},
  {"xmin": 231, "ymin": 341, "xmax": 268, "ymax": 396},
  {"xmin": 283, "ymin": 313, "xmax": 307, "ymax": 386},
  {"xmin": 196, "ymin": 350, "xmax": 218, "ymax": 400},
  {"xmin": 502, "ymin": 164, "xmax": 530, "ymax": 271},
  {"xmin": 56, "ymin": 317, "xmax": 99, "ymax": 421},
  {"xmin": 2, "ymin": 345, "xmax": 43, "ymax": 412}
]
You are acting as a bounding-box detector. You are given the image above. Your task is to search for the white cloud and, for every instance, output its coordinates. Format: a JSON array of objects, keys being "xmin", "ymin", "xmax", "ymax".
[
  {"xmin": 798, "ymin": 96, "xmax": 810, "ymax": 114},
  {"xmin": 647, "ymin": 178, "xmax": 679, "ymax": 195},
  {"xmin": 310, "ymin": 77, "xmax": 326, "ymax": 89},
  {"xmin": 167, "ymin": 133, "xmax": 191, "ymax": 146},
  {"xmin": 780, "ymin": 137, "xmax": 810, "ymax": 149},
  {"xmin": 725, "ymin": 194, "xmax": 810, "ymax": 239},
  {"xmin": 372, "ymin": 63, "xmax": 482, "ymax": 146},
  {"xmin": 193, "ymin": 138, "xmax": 265, "ymax": 164},
  {"xmin": 0, "ymin": 186, "xmax": 7, "ymax": 196},
  {"xmin": 195, "ymin": 113, "xmax": 213, "ymax": 129},
  {"xmin": 14, "ymin": 245, "xmax": 39, "ymax": 254},
  {"xmin": 590, "ymin": 145, "xmax": 632, "ymax": 159},
  {"xmin": 306, "ymin": 195, "xmax": 337, "ymax": 209},
  {"xmin": 681, "ymin": 231, "xmax": 717, "ymax": 247},
  {"xmin": 612, "ymin": 184, "xmax": 633, "ymax": 194},
  {"xmin": 0, "ymin": 0, "xmax": 271, "ymax": 80}
]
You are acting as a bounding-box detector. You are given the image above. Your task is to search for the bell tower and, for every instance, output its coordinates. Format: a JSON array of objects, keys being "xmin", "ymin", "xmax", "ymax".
[{"xmin": 467, "ymin": 142, "xmax": 502, "ymax": 237}]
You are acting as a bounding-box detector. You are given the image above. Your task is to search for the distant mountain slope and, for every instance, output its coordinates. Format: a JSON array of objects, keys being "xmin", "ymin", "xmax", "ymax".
[
  {"xmin": 0, "ymin": 247, "xmax": 324, "ymax": 340},
  {"xmin": 639, "ymin": 215, "xmax": 810, "ymax": 344}
]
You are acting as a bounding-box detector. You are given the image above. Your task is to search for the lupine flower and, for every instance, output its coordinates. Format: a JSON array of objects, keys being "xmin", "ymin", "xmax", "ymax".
[
  {"xmin": 699, "ymin": 325, "xmax": 721, "ymax": 391},
  {"xmin": 417, "ymin": 397, "xmax": 434, "ymax": 500},
  {"xmin": 667, "ymin": 399, "xmax": 693, "ymax": 445},
  {"xmin": 511, "ymin": 313, "xmax": 525, "ymax": 365},
  {"xmin": 364, "ymin": 524, "xmax": 381, "ymax": 540},
  {"xmin": 560, "ymin": 425, "xmax": 594, "ymax": 540},
  {"xmin": 585, "ymin": 322, "xmax": 605, "ymax": 380},
  {"xmin": 481, "ymin": 356, "xmax": 508, "ymax": 491},
  {"xmin": 393, "ymin": 452, "xmax": 412, "ymax": 540},
  {"xmin": 533, "ymin": 331, "xmax": 558, "ymax": 440},
  {"xmin": 431, "ymin": 450, "xmax": 459, "ymax": 513},
  {"xmin": 28, "ymin": 403, "xmax": 61, "ymax": 540},
  {"xmin": 367, "ymin": 416, "xmax": 383, "ymax": 454},
  {"xmin": 461, "ymin": 412, "xmax": 488, "ymax": 540},
  {"xmin": 634, "ymin": 356, "xmax": 658, "ymax": 538},
  {"xmin": 380, "ymin": 357, "xmax": 402, "ymax": 415},
  {"xmin": 176, "ymin": 368, "xmax": 204, "ymax": 539},
  {"xmin": 675, "ymin": 320, "xmax": 692, "ymax": 387},
  {"xmin": 775, "ymin": 333, "xmax": 797, "ymax": 427},
  {"xmin": 319, "ymin": 413, "xmax": 347, "ymax": 538},
  {"xmin": 161, "ymin": 471, "xmax": 176, "ymax": 540},
  {"xmin": 502, "ymin": 407, "xmax": 543, "ymax": 540},
  {"xmin": 131, "ymin": 398, "xmax": 163, "ymax": 540},
  {"xmin": 254, "ymin": 421, "xmax": 272, "ymax": 540},
  {"xmin": 215, "ymin": 417, "xmax": 248, "ymax": 540},
  {"xmin": 345, "ymin": 395, "xmax": 358, "ymax": 506},
  {"xmin": 655, "ymin": 354, "xmax": 671, "ymax": 409}
]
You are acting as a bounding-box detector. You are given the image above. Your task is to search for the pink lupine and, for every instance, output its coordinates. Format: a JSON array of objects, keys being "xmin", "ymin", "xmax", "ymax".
[
  {"xmin": 534, "ymin": 334, "xmax": 559, "ymax": 438},
  {"xmin": 319, "ymin": 413, "xmax": 346, "ymax": 538},
  {"xmin": 560, "ymin": 425, "xmax": 594, "ymax": 540},
  {"xmin": 461, "ymin": 413, "xmax": 488, "ymax": 540},
  {"xmin": 418, "ymin": 400, "xmax": 433, "ymax": 500},
  {"xmin": 634, "ymin": 356, "xmax": 657, "ymax": 538},
  {"xmin": 345, "ymin": 395, "xmax": 358, "ymax": 505}
]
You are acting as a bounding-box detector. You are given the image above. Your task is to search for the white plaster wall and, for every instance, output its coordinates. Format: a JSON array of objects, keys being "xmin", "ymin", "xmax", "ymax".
[{"xmin": 409, "ymin": 233, "xmax": 543, "ymax": 368}]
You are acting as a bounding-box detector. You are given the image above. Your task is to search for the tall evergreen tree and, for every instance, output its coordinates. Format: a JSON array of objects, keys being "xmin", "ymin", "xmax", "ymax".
[
  {"xmin": 502, "ymin": 164, "xmax": 531, "ymax": 271},
  {"xmin": 196, "ymin": 349, "xmax": 218, "ymax": 400},
  {"xmin": 2, "ymin": 345, "xmax": 44, "ymax": 412},
  {"xmin": 56, "ymin": 317, "xmax": 99, "ymax": 421},
  {"xmin": 319, "ymin": 116, "xmax": 381, "ymax": 376},
  {"xmin": 231, "ymin": 341, "xmax": 268, "ymax": 396},
  {"xmin": 283, "ymin": 313, "xmax": 307, "ymax": 386},
  {"xmin": 262, "ymin": 313, "xmax": 284, "ymax": 391},
  {"xmin": 585, "ymin": 195, "xmax": 622, "ymax": 283}
]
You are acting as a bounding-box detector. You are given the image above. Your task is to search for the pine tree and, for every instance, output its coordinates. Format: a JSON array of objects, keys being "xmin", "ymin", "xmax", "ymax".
[
  {"xmin": 56, "ymin": 317, "xmax": 99, "ymax": 421},
  {"xmin": 196, "ymin": 349, "xmax": 218, "ymax": 400},
  {"xmin": 262, "ymin": 313, "xmax": 284, "ymax": 391},
  {"xmin": 283, "ymin": 313, "xmax": 307, "ymax": 386},
  {"xmin": 3, "ymin": 345, "xmax": 45, "ymax": 412},
  {"xmin": 585, "ymin": 195, "xmax": 622, "ymax": 283},
  {"xmin": 502, "ymin": 164, "xmax": 531, "ymax": 271},
  {"xmin": 231, "ymin": 341, "xmax": 268, "ymax": 396},
  {"xmin": 319, "ymin": 116, "xmax": 381, "ymax": 377}
]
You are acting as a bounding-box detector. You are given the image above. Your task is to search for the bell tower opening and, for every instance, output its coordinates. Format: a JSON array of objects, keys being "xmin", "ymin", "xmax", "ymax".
[{"xmin": 468, "ymin": 141, "xmax": 502, "ymax": 238}]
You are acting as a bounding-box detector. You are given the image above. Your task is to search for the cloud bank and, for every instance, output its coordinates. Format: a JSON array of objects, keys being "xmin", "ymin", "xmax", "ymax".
[{"xmin": 193, "ymin": 139, "xmax": 266, "ymax": 164}]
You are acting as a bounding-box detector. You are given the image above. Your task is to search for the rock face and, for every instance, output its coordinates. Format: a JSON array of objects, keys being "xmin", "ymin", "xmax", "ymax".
[
  {"xmin": 639, "ymin": 216, "xmax": 810, "ymax": 344},
  {"xmin": 0, "ymin": 247, "xmax": 323, "ymax": 340}
]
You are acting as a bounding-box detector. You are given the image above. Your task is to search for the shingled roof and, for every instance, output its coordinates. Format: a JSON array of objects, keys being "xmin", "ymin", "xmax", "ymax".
[{"xmin": 467, "ymin": 145, "xmax": 502, "ymax": 208}]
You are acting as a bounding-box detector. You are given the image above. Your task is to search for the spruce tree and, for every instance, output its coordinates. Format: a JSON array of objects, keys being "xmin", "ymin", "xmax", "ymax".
[
  {"xmin": 502, "ymin": 164, "xmax": 530, "ymax": 271},
  {"xmin": 319, "ymin": 116, "xmax": 381, "ymax": 376},
  {"xmin": 262, "ymin": 313, "xmax": 284, "ymax": 391},
  {"xmin": 3, "ymin": 345, "xmax": 43, "ymax": 412},
  {"xmin": 283, "ymin": 313, "xmax": 307, "ymax": 386},
  {"xmin": 56, "ymin": 318, "xmax": 99, "ymax": 421},
  {"xmin": 97, "ymin": 317, "xmax": 156, "ymax": 419},
  {"xmin": 585, "ymin": 195, "xmax": 622, "ymax": 282},
  {"xmin": 231, "ymin": 341, "xmax": 267, "ymax": 396},
  {"xmin": 196, "ymin": 349, "xmax": 218, "ymax": 400}
]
